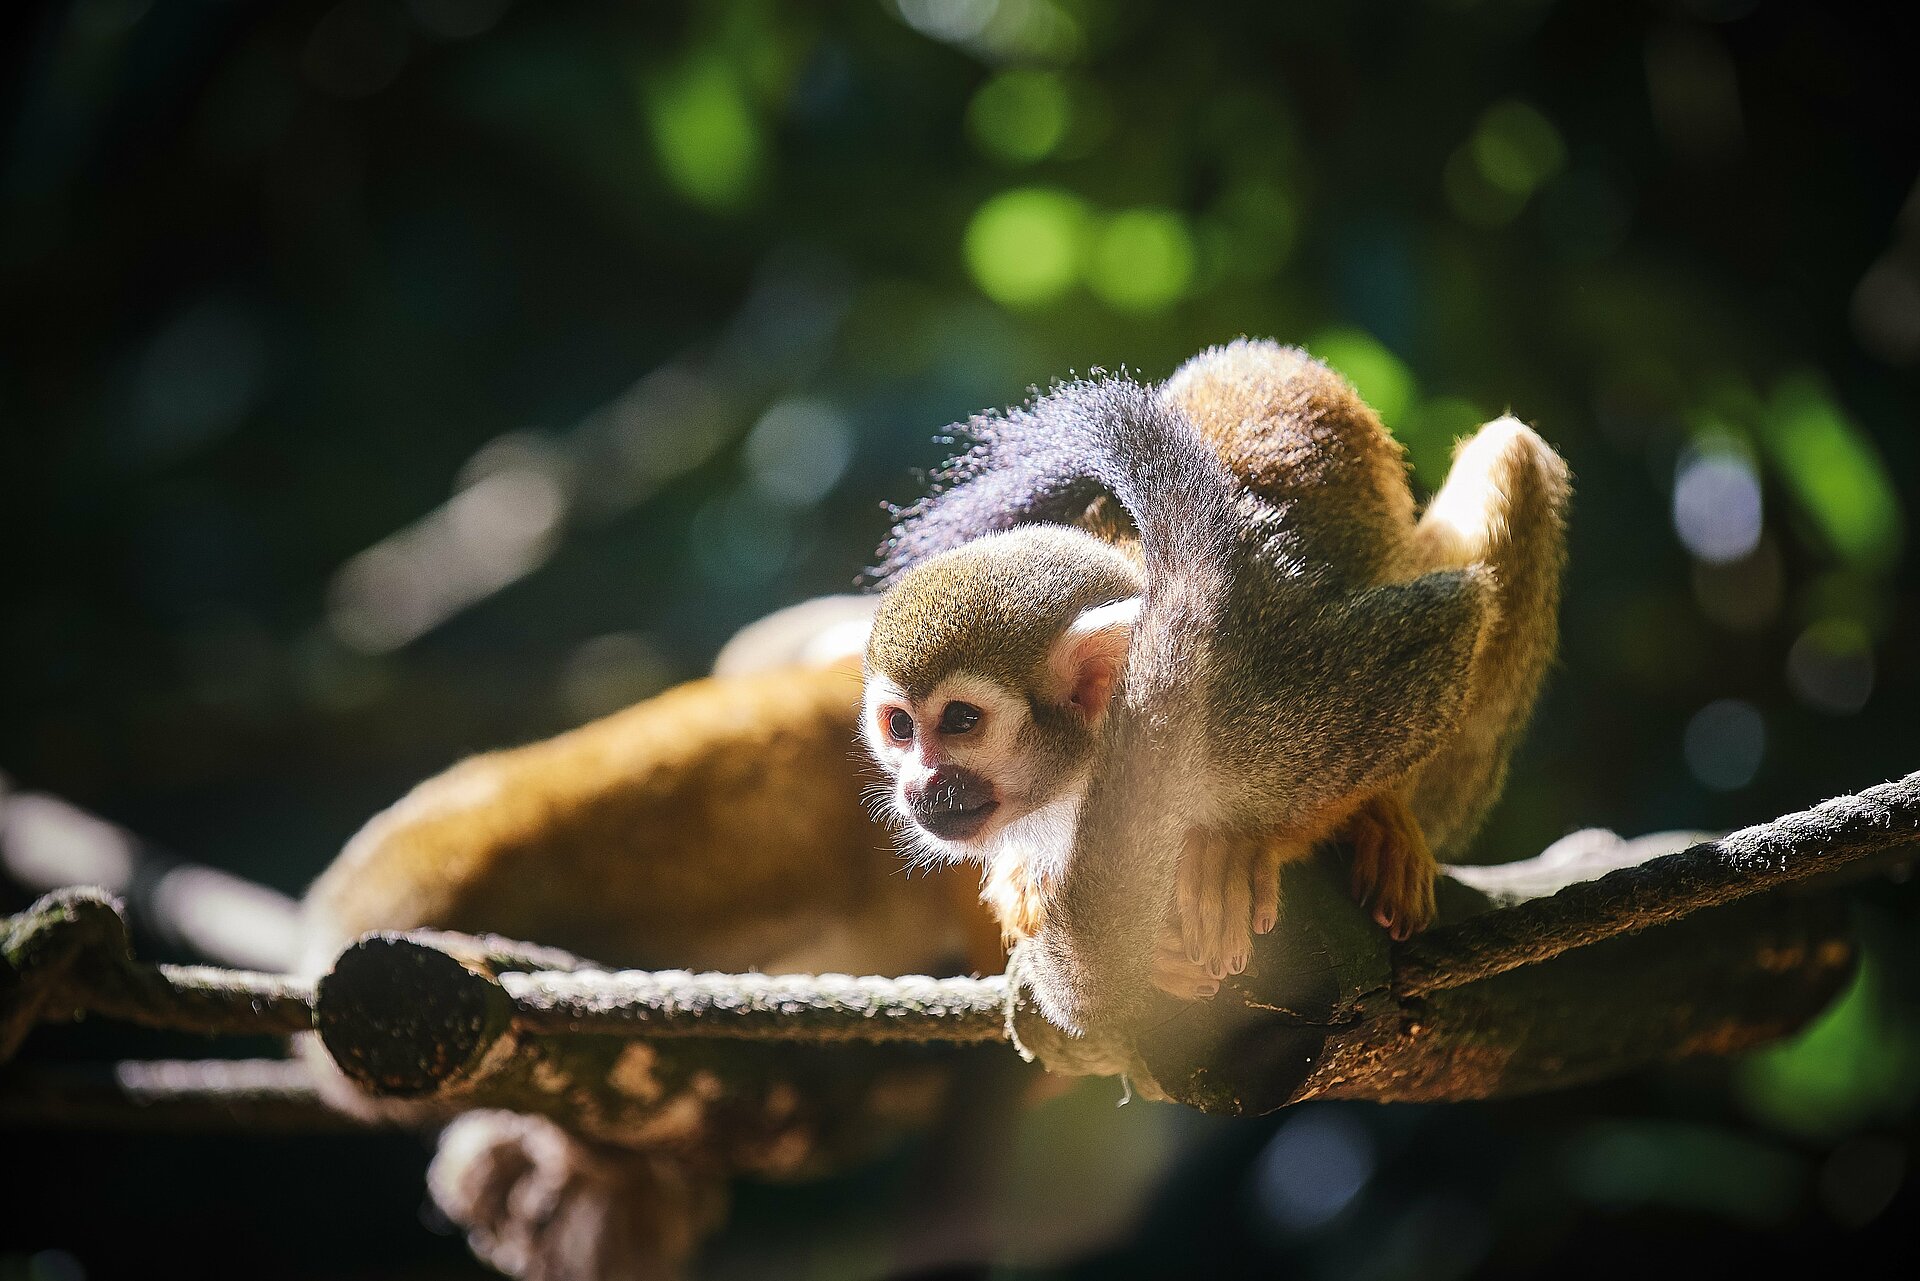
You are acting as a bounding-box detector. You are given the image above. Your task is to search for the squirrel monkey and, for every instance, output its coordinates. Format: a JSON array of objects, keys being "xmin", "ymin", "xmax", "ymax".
[
  {"xmin": 299, "ymin": 662, "xmax": 1008, "ymax": 1280},
  {"xmin": 864, "ymin": 340, "xmax": 1570, "ymax": 1033}
]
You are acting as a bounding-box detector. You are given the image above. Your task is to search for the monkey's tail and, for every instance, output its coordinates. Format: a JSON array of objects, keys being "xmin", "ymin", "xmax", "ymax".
[
  {"xmin": 1399, "ymin": 417, "xmax": 1572, "ymax": 858},
  {"xmin": 875, "ymin": 376, "xmax": 1239, "ymax": 605}
]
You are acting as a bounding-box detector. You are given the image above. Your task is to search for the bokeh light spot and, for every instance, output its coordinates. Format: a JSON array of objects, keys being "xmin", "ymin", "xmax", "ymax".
[
  {"xmin": 894, "ymin": 0, "xmax": 1001, "ymax": 43},
  {"xmin": 1253, "ymin": 1107, "xmax": 1376, "ymax": 1233},
  {"xmin": 1088, "ymin": 208, "xmax": 1195, "ymax": 312},
  {"xmin": 967, "ymin": 69, "xmax": 1072, "ymax": 165},
  {"xmin": 1446, "ymin": 100, "xmax": 1564, "ymax": 228},
  {"xmin": 1682, "ymin": 698, "xmax": 1763, "ymax": 791},
  {"xmin": 1672, "ymin": 449, "xmax": 1763, "ymax": 564},
  {"xmin": 745, "ymin": 397, "xmax": 854, "ymax": 506},
  {"xmin": 892, "ymin": 0, "xmax": 1081, "ymax": 62},
  {"xmin": 1311, "ymin": 327, "xmax": 1416, "ymax": 426},
  {"xmin": 963, "ymin": 187, "xmax": 1089, "ymax": 307},
  {"xmin": 1786, "ymin": 618, "xmax": 1874, "ymax": 715},
  {"xmin": 645, "ymin": 53, "xmax": 762, "ymax": 210},
  {"xmin": 1470, "ymin": 100, "xmax": 1566, "ymax": 197}
]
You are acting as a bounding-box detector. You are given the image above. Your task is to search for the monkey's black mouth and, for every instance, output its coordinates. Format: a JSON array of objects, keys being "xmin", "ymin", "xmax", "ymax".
[{"xmin": 915, "ymin": 799, "xmax": 999, "ymax": 842}]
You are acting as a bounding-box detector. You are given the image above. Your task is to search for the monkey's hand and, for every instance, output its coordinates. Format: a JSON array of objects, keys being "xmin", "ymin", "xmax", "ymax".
[
  {"xmin": 1347, "ymin": 793, "xmax": 1438, "ymax": 941},
  {"xmin": 1152, "ymin": 926, "xmax": 1220, "ymax": 1000},
  {"xmin": 1174, "ymin": 829, "xmax": 1292, "ymax": 981}
]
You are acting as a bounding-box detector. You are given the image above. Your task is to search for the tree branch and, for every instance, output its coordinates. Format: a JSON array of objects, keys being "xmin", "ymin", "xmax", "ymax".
[{"xmin": 2, "ymin": 772, "xmax": 1914, "ymax": 1127}]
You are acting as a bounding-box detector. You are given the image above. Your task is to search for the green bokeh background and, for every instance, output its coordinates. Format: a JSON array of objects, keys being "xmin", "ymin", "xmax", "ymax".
[{"xmin": 3, "ymin": 1, "xmax": 1917, "ymax": 1277}]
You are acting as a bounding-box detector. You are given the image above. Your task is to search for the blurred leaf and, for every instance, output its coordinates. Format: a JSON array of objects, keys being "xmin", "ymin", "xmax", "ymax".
[
  {"xmin": 1760, "ymin": 372, "xmax": 1903, "ymax": 576},
  {"xmin": 643, "ymin": 51, "xmax": 762, "ymax": 210},
  {"xmin": 1738, "ymin": 939, "xmax": 1920, "ymax": 1139}
]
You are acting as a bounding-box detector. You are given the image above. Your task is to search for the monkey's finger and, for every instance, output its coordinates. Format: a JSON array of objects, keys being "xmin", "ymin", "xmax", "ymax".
[
  {"xmin": 1193, "ymin": 836, "xmax": 1229, "ymax": 979},
  {"xmin": 1351, "ymin": 816, "xmax": 1382, "ymax": 905},
  {"xmin": 1152, "ymin": 935, "xmax": 1219, "ymax": 1001},
  {"xmin": 1395, "ymin": 865, "xmax": 1436, "ymax": 941},
  {"xmin": 1222, "ymin": 848, "xmax": 1253, "ymax": 975},
  {"xmin": 1177, "ymin": 831, "xmax": 1207, "ymax": 964},
  {"xmin": 1252, "ymin": 844, "xmax": 1282, "ymax": 935}
]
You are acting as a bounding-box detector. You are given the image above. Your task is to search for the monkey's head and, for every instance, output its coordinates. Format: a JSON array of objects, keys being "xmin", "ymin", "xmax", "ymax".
[{"xmin": 862, "ymin": 526, "xmax": 1142, "ymax": 866}]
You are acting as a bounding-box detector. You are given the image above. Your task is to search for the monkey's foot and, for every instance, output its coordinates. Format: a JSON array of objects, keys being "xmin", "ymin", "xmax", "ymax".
[
  {"xmin": 1152, "ymin": 929, "xmax": 1220, "ymax": 1001},
  {"xmin": 1175, "ymin": 830, "xmax": 1291, "ymax": 980},
  {"xmin": 1347, "ymin": 794, "xmax": 1437, "ymax": 941}
]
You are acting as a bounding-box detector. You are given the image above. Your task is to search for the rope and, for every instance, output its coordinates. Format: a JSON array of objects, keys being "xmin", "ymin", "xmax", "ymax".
[
  {"xmin": 1394, "ymin": 770, "xmax": 1920, "ymax": 997},
  {"xmin": 504, "ymin": 968, "xmax": 1012, "ymax": 1043},
  {"xmin": 6, "ymin": 772, "xmax": 1916, "ymax": 1082}
]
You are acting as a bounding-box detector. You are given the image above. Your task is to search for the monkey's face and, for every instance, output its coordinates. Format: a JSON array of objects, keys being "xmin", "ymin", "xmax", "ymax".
[
  {"xmin": 862, "ymin": 597, "xmax": 1137, "ymax": 865},
  {"xmin": 862, "ymin": 671, "xmax": 1040, "ymax": 854}
]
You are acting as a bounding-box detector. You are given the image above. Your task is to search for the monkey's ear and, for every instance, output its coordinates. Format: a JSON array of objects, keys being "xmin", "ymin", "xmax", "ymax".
[{"xmin": 1046, "ymin": 598, "xmax": 1140, "ymax": 726}]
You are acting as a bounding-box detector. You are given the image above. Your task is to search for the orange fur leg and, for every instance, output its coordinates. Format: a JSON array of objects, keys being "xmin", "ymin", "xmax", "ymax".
[{"xmin": 1346, "ymin": 793, "xmax": 1437, "ymax": 941}]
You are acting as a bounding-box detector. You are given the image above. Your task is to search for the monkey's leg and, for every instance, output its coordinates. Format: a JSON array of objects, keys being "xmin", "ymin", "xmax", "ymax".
[
  {"xmin": 1401, "ymin": 417, "xmax": 1571, "ymax": 857},
  {"xmin": 1346, "ymin": 792, "xmax": 1437, "ymax": 941}
]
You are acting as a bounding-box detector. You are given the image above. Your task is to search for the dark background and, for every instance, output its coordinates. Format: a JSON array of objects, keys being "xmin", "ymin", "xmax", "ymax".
[{"xmin": 3, "ymin": 0, "xmax": 1918, "ymax": 1277}]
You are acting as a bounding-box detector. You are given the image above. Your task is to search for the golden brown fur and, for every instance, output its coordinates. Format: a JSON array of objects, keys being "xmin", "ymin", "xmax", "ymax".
[
  {"xmin": 300, "ymin": 662, "xmax": 1008, "ymax": 1280},
  {"xmin": 303, "ymin": 666, "xmax": 1001, "ymax": 978}
]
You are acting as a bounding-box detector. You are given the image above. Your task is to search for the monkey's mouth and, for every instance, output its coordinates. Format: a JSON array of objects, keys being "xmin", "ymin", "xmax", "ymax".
[{"xmin": 914, "ymin": 798, "xmax": 1000, "ymax": 842}]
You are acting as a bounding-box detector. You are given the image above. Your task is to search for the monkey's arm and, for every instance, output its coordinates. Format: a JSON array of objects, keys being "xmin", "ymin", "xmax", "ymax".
[{"xmin": 1163, "ymin": 569, "xmax": 1491, "ymax": 960}]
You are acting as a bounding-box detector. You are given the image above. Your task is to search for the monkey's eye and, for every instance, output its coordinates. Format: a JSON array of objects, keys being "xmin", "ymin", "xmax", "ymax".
[
  {"xmin": 884, "ymin": 708, "xmax": 915, "ymax": 744},
  {"xmin": 939, "ymin": 702, "xmax": 983, "ymax": 735}
]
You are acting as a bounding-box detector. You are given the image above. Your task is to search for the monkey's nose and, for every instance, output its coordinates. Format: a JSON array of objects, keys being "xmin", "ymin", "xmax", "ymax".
[{"xmin": 906, "ymin": 767, "xmax": 999, "ymax": 841}]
